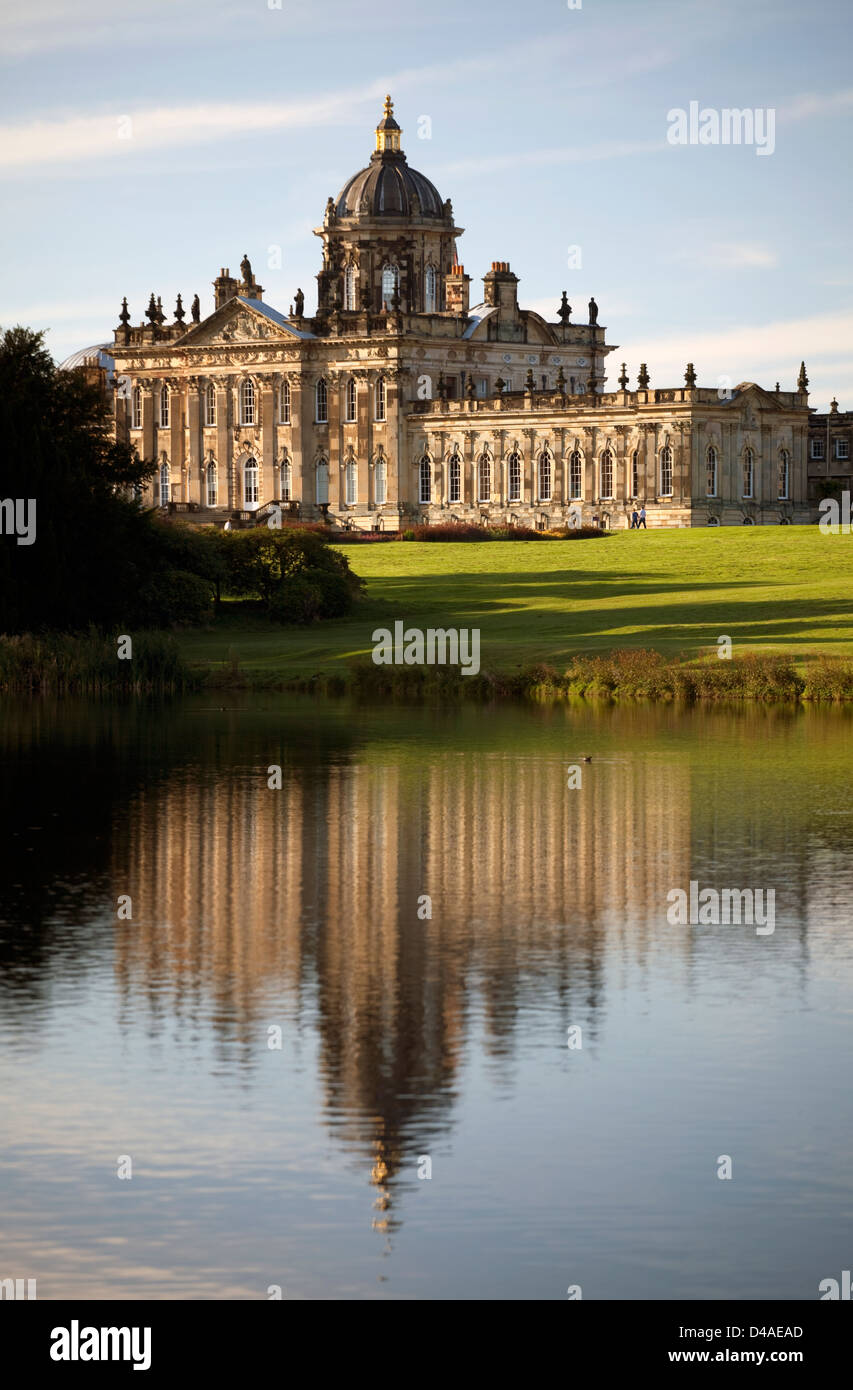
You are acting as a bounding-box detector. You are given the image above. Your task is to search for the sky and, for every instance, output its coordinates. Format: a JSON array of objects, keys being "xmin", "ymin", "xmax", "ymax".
[{"xmin": 1, "ymin": 0, "xmax": 851, "ymax": 411}]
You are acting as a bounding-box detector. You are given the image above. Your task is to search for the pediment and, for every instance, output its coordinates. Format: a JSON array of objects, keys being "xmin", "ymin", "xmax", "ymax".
[
  {"xmin": 733, "ymin": 382, "xmax": 786, "ymax": 412},
  {"xmin": 179, "ymin": 297, "xmax": 305, "ymax": 348}
]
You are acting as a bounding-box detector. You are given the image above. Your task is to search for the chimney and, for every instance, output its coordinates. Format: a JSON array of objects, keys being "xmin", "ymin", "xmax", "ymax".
[
  {"xmin": 214, "ymin": 267, "xmax": 239, "ymax": 309},
  {"xmin": 445, "ymin": 263, "xmax": 470, "ymax": 316},
  {"xmin": 483, "ymin": 261, "xmax": 519, "ymax": 315}
]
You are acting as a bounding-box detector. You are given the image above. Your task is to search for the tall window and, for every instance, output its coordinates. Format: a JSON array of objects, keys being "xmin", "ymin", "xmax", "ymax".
[
  {"xmin": 159, "ymin": 459, "xmax": 170, "ymax": 503},
  {"xmin": 570, "ymin": 449, "xmax": 583, "ymax": 500},
  {"xmin": 836, "ymin": 439, "xmax": 850, "ymax": 460},
  {"xmin": 315, "ymin": 458, "xmax": 329, "ymax": 504},
  {"xmin": 660, "ymin": 446, "xmax": 673, "ymax": 496},
  {"xmin": 424, "ymin": 265, "xmax": 437, "ymax": 312},
  {"xmin": 279, "ymin": 379, "xmax": 291, "ymax": 423},
  {"xmin": 381, "ymin": 263, "xmax": 399, "ymax": 309},
  {"xmin": 240, "ymin": 379, "xmax": 255, "ymax": 426},
  {"xmin": 159, "ymin": 385, "xmax": 170, "ymax": 428},
  {"xmin": 374, "ymin": 455, "xmax": 387, "ymax": 506},
  {"xmin": 131, "ymin": 385, "xmax": 142, "ymax": 429},
  {"xmin": 205, "ymin": 382, "xmax": 216, "ymax": 427},
  {"xmin": 706, "ymin": 445, "xmax": 718, "ymax": 497},
  {"xmin": 539, "ymin": 450, "xmax": 553, "ymax": 502},
  {"xmin": 811, "ymin": 439, "xmax": 824, "ymax": 460},
  {"xmin": 743, "ymin": 448, "xmax": 754, "ymax": 498},
  {"xmin": 599, "ymin": 449, "xmax": 613, "ymax": 499},
  {"xmin": 280, "ymin": 455, "xmax": 292, "ymax": 502},
  {"xmin": 345, "ymin": 377, "xmax": 357, "ymax": 422},
  {"xmin": 344, "ymin": 265, "xmax": 357, "ymax": 311},
  {"xmin": 631, "ymin": 449, "xmax": 640, "ymax": 498},
  {"xmin": 419, "ymin": 455, "xmax": 431, "ymax": 504},
  {"xmin": 206, "ymin": 462, "xmax": 217, "ymax": 507},
  {"xmin": 449, "ymin": 450, "xmax": 461, "ymax": 504},
  {"xmin": 508, "ymin": 451, "xmax": 521, "ymax": 502},
  {"xmin": 345, "ymin": 458, "xmax": 357, "ymax": 506},
  {"xmin": 778, "ymin": 449, "xmax": 789, "ymax": 500},
  {"xmin": 315, "ymin": 378, "xmax": 328, "ymax": 423},
  {"xmin": 474, "ymin": 452, "xmax": 489, "ymax": 504},
  {"xmin": 244, "ymin": 456, "xmax": 259, "ymax": 506},
  {"xmin": 375, "ymin": 376, "xmax": 386, "ymax": 421}
]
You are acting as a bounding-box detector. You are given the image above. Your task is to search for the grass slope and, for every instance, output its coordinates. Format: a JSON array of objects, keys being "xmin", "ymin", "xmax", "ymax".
[{"xmin": 177, "ymin": 527, "xmax": 853, "ymax": 682}]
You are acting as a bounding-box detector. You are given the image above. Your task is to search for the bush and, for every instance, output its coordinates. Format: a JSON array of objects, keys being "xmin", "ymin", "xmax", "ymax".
[
  {"xmin": 224, "ymin": 528, "xmax": 363, "ymax": 622},
  {"xmin": 135, "ymin": 567, "xmax": 213, "ymax": 627}
]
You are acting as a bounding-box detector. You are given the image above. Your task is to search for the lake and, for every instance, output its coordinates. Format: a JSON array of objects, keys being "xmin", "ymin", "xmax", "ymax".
[{"xmin": 1, "ymin": 695, "xmax": 852, "ymax": 1300}]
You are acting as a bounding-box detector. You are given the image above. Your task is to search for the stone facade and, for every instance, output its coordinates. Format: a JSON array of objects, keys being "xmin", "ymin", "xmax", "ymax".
[{"xmin": 100, "ymin": 98, "xmax": 814, "ymax": 530}]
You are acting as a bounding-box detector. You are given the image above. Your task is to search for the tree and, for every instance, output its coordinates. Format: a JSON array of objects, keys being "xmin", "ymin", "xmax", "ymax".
[{"xmin": 0, "ymin": 326, "xmax": 155, "ymax": 631}]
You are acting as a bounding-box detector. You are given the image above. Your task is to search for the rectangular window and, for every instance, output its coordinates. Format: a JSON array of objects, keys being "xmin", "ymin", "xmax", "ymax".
[
  {"xmin": 599, "ymin": 453, "xmax": 613, "ymax": 499},
  {"xmin": 476, "ymin": 378, "xmax": 488, "ymax": 397},
  {"xmin": 811, "ymin": 439, "xmax": 825, "ymax": 459},
  {"xmin": 836, "ymin": 440, "xmax": 850, "ymax": 460},
  {"xmin": 660, "ymin": 450, "xmax": 673, "ymax": 497},
  {"xmin": 449, "ymin": 456, "xmax": 461, "ymax": 504},
  {"xmin": 570, "ymin": 453, "xmax": 583, "ymax": 500},
  {"xmin": 631, "ymin": 451, "xmax": 639, "ymax": 498}
]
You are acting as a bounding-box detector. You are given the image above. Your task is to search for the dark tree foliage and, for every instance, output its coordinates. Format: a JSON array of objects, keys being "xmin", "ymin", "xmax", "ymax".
[
  {"xmin": 224, "ymin": 528, "xmax": 364, "ymax": 622},
  {"xmin": 0, "ymin": 326, "xmax": 155, "ymax": 631}
]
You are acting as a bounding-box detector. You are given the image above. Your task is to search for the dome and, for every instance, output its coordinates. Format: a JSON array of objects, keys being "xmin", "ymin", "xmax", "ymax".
[
  {"xmin": 334, "ymin": 96, "xmax": 446, "ymax": 220},
  {"xmin": 335, "ymin": 154, "xmax": 445, "ymax": 220},
  {"xmin": 59, "ymin": 343, "xmax": 114, "ymax": 372}
]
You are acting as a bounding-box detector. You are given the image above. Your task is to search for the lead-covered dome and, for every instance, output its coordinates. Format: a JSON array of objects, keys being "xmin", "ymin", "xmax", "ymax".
[{"xmin": 334, "ymin": 96, "xmax": 446, "ymax": 220}]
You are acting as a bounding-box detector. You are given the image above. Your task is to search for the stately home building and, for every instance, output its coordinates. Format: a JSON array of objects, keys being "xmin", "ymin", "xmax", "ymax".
[{"xmin": 71, "ymin": 99, "xmax": 815, "ymax": 529}]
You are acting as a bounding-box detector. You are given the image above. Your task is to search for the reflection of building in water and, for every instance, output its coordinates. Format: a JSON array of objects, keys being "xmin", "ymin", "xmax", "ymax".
[{"xmin": 112, "ymin": 753, "xmax": 691, "ymax": 1219}]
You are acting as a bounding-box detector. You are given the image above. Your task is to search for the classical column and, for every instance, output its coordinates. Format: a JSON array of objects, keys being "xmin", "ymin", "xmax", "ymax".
[
  {"xmin": 215, "ymin": 383, "xmax": 230, "ymax": 508},
  {"xmin": 186, "ymin": 377, "xmax": 202, "ymax": 504},
  {"xmin": 290, "ymin": 376, "xmax": 305, "ymax": 505},
  {"xmin": 261, "ymin": 378, "xmax": 275, "ymax": 504}
]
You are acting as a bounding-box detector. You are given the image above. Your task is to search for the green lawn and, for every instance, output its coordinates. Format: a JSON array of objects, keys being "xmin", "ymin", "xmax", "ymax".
[{"xmin": 177, "ymin": 527, "xmax": 853, "ymax": 681}]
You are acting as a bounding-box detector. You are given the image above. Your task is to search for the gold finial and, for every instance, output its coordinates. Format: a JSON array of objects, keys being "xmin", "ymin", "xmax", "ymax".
[{"xmin": 375, "ymin": 94, "xmax": 401, "ymax": 152}]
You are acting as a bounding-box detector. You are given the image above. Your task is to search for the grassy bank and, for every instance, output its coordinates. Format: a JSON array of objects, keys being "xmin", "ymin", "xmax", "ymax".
[
  {"xmin": 0, "ymin": 630, "xmax": 192, "ymax": 693},
  {"xmin": 176, "ymin": 527, "xmax": 853, "ymax": 690}
]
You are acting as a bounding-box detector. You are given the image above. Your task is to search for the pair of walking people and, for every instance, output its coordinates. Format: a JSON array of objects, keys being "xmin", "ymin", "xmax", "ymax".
[{"xmin": 630, "ymin": 506, "xmax": 647, "ymax": 529}]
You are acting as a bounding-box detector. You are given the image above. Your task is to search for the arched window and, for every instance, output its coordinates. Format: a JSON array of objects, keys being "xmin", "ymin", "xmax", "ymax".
[
  {"xmin": 381, "ymin": 263, "xmax": 399, "ymax": 309},
  {"xmin": 159, "ymin": 459, "xmax": 170, "ymax": 503},
  {"xmin": 205, "ymin": 382, "xmax": 216, "ymax": 427},
  {"xmin": 315, "ymin": 377, "xmax": 328, "ymax": 423},
  {"xmin": 374, "ymin": 454, "xmax": 387, "ymax": 506},
  {"xmin": 570, "ymin": 449, "xmax": 583, "ymax": 499},
  {"xmin": 424, "ymin": 264, "xmax": 437, "ymax": 312},
  {"xmin": 706, "ymin": 445, "xmax": 718, "ymax": 497},
  {"xmin": 508, "ymin": 451, "xmax": 521, "ymax": 502},
  {"xmin": 315, "ymin": 457, "xmax": 329, "ymax": 505},
  {"xmin": 131, "ymin": 385, "xmax": 142, "ymax": 429},
  {"xmin": 743, "ymin": 447, "xmax": 754, "ymax": 498},
  {"xmin": 279, "ymin": 379, "xmax": 291, "ymax": 424},
  {"xmin": 419, "ymin": 454, "xmax": 431, "ymax": 504},
  {"xmin": 631, "ymin": 449, "xmax": 640, "ymax": 498},
  {"xmin": 778, "ymin": 449, "xmax": 789, "ymax": 500},
  {"xmin": 599, "ymin": 449, "xmax": 613, "ymax": 499},
  {"xmin": 345, "ymin": 377, "xmax": 357, "ymax": 422},
  {"xmin": 159, "ymin": 384, "xmax": 170, "ymax": 428},
  {"xmin": 539, "ymin": 449, "xmax": 553, "ymax": 502},
  {"xmin": 375, "ymin": 376, "xmax": 386, "ymax": 421},
  {"xmin": 206, "ymin": 461, "xmax": 217, "ymax": 507},
  {"xmin": 448, "ymin": 449, "xmax": 461, "ymax": 504},
  {"xmin": 244, "ymin": 456, "xmax": 259, "ymax": 506},
  {"xmin": 345, "ymin": 457, "xmax": 357, "ymax": 506},
  {"xmin": 660, "ymin": 445, "xmax": 673, "ymax": 497},
  {"xmin": 478, "ymin": 452, "xmax": 491, "ymax": 503},
  {"xmin": 343, "ymin": 264, "xmax": 357, "ymax": 311},
  {"xmin": 280, "ymin": 455, "xmax": 292, "ymax": 502},
  {"xmin": 240, "ymin": 379, "xmax": 255, "ymax": 426}
]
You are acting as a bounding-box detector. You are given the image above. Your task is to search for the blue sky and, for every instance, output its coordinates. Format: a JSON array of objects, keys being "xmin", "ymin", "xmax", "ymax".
[{"xmin": 1, "ymin": 0, "xmax": 851, "ymax": 410}]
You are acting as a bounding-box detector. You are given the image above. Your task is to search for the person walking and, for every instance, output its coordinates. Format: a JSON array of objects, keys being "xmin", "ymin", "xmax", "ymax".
[
  {"xmin": 630, "ymin": 507, "xmax": 638, "ymax": 529},
  {"xmin": 638, "ymin": 505, "xmax": 647, "ymax": 529}
]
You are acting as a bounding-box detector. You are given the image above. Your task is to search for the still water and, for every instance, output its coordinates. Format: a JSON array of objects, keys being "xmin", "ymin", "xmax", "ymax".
[{"xmin": 1, "ymin": 696, "xmax": 852, "ymax": 1300}]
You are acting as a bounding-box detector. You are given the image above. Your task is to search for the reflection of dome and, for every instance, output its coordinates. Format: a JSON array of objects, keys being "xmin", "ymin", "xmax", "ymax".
[
  {"xmin": 59, "ymin": 343, "xmax": 114, "ymax": 372},
  {"xmin": 334, "ymin": 96, "xmax": 445, "ymax": 220}
]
